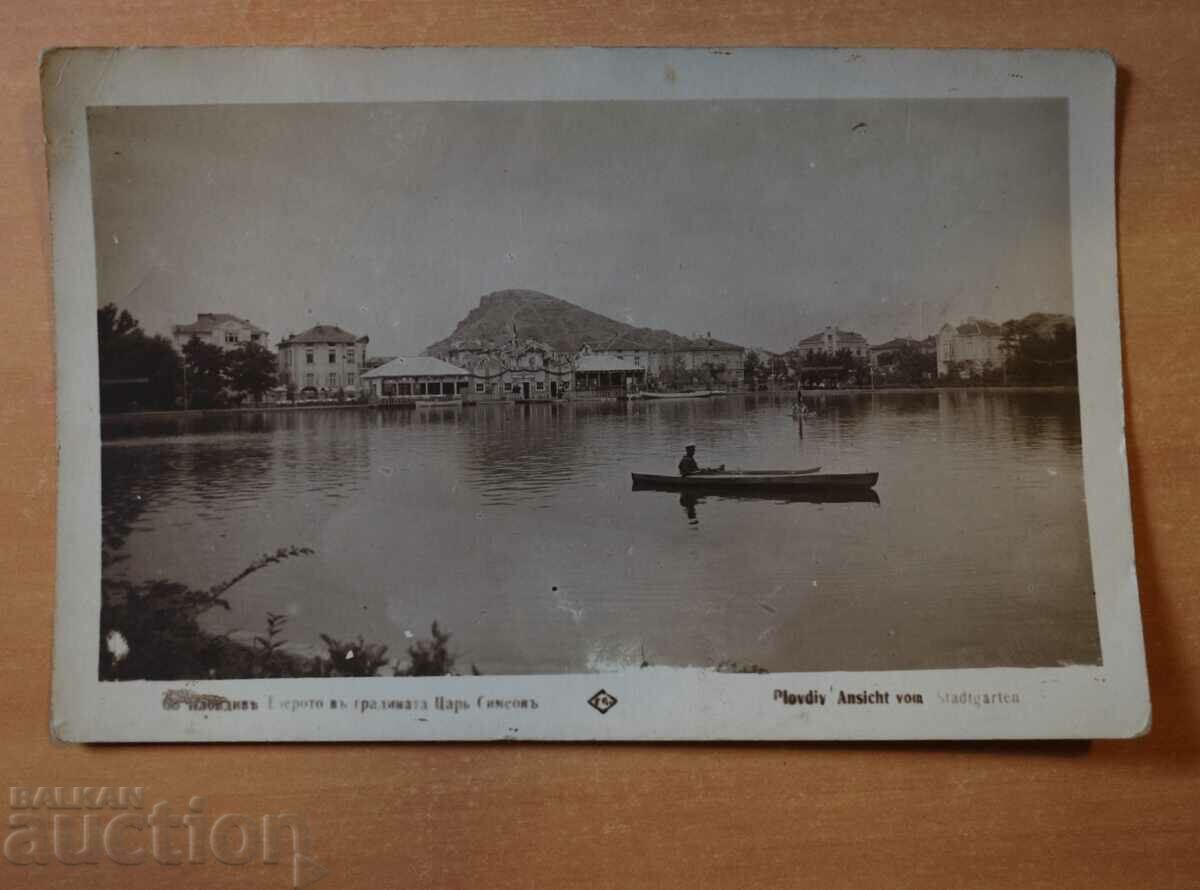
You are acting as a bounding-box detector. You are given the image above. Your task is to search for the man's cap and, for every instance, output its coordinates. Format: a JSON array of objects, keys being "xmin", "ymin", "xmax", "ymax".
[{"xmin": 685, "ymin": 443, "xmax": 696, "ymax": 449}]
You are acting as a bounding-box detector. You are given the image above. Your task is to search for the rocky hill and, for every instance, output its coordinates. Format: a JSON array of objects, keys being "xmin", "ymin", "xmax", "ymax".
[{"xmin": 424, "ymin": 289, "xmax": 742, "ymax": 355}]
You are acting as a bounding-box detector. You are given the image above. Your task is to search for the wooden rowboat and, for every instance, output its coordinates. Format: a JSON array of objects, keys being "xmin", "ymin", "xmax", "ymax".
[
  {"xmin": 415, "ymin": 398, "xmax": 463, "ymax": 408},
  {"xmin": 692, "ymin": 466, "xmax": 822, "ymax": 476},
  {"xmin": 639, "ymin": 390, "xmax": 717, "ymax": 400},
  {"xmin": 631, "ymin": 471, "xmax": 878, "ymax": 490}
]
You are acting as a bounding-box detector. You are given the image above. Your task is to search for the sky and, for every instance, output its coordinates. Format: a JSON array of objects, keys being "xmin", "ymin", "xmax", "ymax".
[{"xmin": 88, "ymin": 98, "xmax": 1072, "ymax": 355}]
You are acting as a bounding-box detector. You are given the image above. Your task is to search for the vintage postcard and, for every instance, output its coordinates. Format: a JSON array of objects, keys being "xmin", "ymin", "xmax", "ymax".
[{"xmin": 44, "ymin": 47, "xmax": 1149, "ymax": 741}]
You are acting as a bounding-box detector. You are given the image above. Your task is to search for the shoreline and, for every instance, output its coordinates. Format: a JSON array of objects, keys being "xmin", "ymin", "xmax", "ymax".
[{"xmin": 99, "ymin": 384, "xmax": 1081, "ymax": 421}]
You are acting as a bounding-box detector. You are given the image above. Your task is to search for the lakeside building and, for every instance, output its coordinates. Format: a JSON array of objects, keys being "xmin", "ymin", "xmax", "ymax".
[
  {"xmin": 574, "ymin": 353, "xmax": 646, "ymax": 395},
  {"xmin": 362, "ymin": 356, "xmax": 470, "ymax": 403},
  {"xmin": 794, "ymin": 326, "xmax": 870, "ymax": 360},
  {"xmin": 277, "ymin": 325, "xmax": 369, "ymax": 396},
  {"xmin": 172, "ymin": 313, "xmax": 269, "ymax": 352},
  {"xmin": 427, "ymin": 328, "xmax": 741, "ymax": 397},
  {"xmin": 430, "ymin": 337, "xmax": 577, "ymax": 401},
  {"xmin": 581, "ymin": 334, "xmax": 744, "ymax": 389},
  {"xmin": 936, "ymin": 320, "xmax": 1004, "ymax": 377}
]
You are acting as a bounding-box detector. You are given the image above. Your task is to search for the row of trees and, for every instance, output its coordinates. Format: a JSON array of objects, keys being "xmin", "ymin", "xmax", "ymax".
[
  {"xmin": 98, "ymin": 303, "xmax": 278, "ymax": 412},
  {"xmin": 870, "ymin": 343, "xmax": 938, "ymax": 385},
  {"xmin": 998, "ymin": 319, "xmax": 1078, "ymax": 385},
  {"xmin": 750, "ymin": 346, "xmax": 935, "ymax": 388},
  {"xmin": 742, "ymin": 351, "xmax": 791, "ymax": 386},
  {"xmin": 654, "ymin": 355, "xmax": 731, "ymax": 390},
  {"xmin": 941, "ymin": 320, "xmax": 1078, "ymax": 385}
]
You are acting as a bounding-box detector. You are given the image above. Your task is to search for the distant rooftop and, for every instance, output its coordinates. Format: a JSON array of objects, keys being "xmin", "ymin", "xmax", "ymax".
[
  {"xmin": 796, "ymin": 327, "xmax": 869, "ymax": 347},
  {"xmin": 173, "ymin": 313, "xmax": 266, "ymax": 335},
  {"xmin": 587, "ymin": 331, "xmax": 743, "ymax": 353},
  {"xmin": 575, "ymin": 354, "xmax": 644, "ymax": 374},
  {"xmin": 870, "ymin": 337, "xmax": 921, "ymax": 351},
  {"xmin": 947, "ymin": 319, "xmax": 1004, "ymax": 337},
  {"xmin": 362, "ymin": 356, "xmax": 469, "ymax": 379},
  {"xmin": 279, "ymin": 325, "xmax": 367, "ymax": 345}
]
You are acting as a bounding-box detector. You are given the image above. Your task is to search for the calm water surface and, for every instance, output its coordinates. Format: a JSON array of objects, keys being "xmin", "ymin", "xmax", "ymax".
[{"xmin": 102, "ymin": 391, "xmax": 1100, "ymax": 674}]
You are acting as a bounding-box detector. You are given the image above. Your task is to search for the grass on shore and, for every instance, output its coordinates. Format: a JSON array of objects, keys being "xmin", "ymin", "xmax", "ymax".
[{"xmin": 100, "ymin": 546, "xmax": 462, "ymax": 681}]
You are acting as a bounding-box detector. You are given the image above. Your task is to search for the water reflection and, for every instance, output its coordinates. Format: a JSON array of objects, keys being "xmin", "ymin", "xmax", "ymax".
[
  {"xmin": 101, "ymin": 390, "xmax": 1099, "ymax": 674},
  {"xmin": 669, "ymin": 487, "xmax": 880, "ymax": 527}
]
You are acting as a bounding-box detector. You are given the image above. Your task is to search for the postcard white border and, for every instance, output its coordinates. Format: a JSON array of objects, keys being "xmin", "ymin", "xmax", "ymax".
[{"xmin": 44, "ymin": 47, "xmax": 1149, "ymax": 741}]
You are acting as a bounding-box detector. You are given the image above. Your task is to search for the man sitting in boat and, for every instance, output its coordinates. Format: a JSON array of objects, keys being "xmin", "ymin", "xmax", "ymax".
[{"xmin": 678, "ymin": 444, "xmax": 723, "ymax": 477}]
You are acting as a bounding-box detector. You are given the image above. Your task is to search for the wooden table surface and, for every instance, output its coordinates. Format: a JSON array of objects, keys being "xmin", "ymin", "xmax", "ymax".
[{"xmin": 2, "ymin": 2, "xmax": 1198, "ymax": 887}]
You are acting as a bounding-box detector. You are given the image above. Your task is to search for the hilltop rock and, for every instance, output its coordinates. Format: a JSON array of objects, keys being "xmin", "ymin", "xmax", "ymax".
[{"xmin": 424, "ymin": 289, "xmax": 741, "ymax": 355}]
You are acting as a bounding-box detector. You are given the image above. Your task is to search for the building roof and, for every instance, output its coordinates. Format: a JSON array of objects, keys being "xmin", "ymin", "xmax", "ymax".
[
  {"xmin": 362, "ymin": 356, "xmax": 469, "ymax": 379},
  {"xmin": 796, "ymin": 327, "xmax": 869, "ymax": 348},
  {"xmin": 585, "ymin": 333, "xmax": 743, "ymax": 353},
  {"xmin": 575, "ymin": 354, "xmax": 644, "ymax": 374},
  {"xmin": 870, "ymin": 337, "xmax": 920, "ymax": 352},
  {"xmin": 279, "ymin": 325, "xmax": 366, "ymax": 345},
  {"xmin": 951, "ymin": 319, "xmax": 1004, "ymax": 337},
  {"xmin": 173, "ymin": 313, "xmax": 266, "ymax": 335}
]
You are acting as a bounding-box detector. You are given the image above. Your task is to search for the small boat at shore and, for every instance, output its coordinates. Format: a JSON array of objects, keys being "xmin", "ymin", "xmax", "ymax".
[
  {"xmin": 636, "ymin": 390, "xmax": 724, "ymax": 400},
  {"xmin": 631, "ymin": 471, "xmax": 878, "ymax": 490},
  {"xmin": 415, "ymin": 398, "xmax": 463, "ymax": 408}
]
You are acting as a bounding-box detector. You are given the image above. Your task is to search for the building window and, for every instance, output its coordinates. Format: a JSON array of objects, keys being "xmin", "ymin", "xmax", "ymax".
[
  {"xmin": 305, "ymin": 349, "xmax": 314, "ymax": 364},
  {"xmin": 475, "ymin": 383, "xmax": 484, "ymax": 393},
  {"xmin": 328, "ymin": 349, "xmax": 337, "ymax": 363},
  {"xmin": 536, "ymin": 381, "xmax": 545, "ymax": 392},
  {"xmin": 304, "ymin": 373, "xmax": 315, "ymax": 386},
  {"xmin": 512, "ymin": 383, "xmax": 522, "ymax": 394},
  {"xmin": 345, "ymin": 348, "xmax": 354, "ymax": 362},
  {"xmin": 251, "ymin": 333, "xmax": 261, "ymax": 342},
  {"xmin": 347, "ymin": 372, "xmax": 355, "ymax": 386},
  {"xmin": 328, "ymin": 373, "xmax": 337, "ymax": 387},
  {"xmin": 225, "ymin": 333, "xmax": 239, "ymax": 344},
  {"xmin": 398, "ymin": 383, "xmax": 412, "ymax": 396}
]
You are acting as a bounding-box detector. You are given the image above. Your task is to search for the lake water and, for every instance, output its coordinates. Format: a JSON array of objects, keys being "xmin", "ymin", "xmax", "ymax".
[{"xmin": 101, "ymin": 390, "xmax": 1101, "ymax": 675}]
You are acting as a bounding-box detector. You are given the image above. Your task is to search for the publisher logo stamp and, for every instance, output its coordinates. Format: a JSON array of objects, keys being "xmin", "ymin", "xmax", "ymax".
[{"xmin": 587, "ymin": 689, "xmax": 618, "ymax": 715}]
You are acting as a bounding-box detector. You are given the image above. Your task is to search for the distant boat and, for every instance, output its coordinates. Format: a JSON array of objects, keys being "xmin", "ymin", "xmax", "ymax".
[
  {"xmin": 640, "ymin": 390, "xmax": 723, "ymax": 400},
  {"xmin": 631, "ymin": 471, "xmax": 878, "ymax": 490},
  {"xmin": 415, "ymin": 398, "xmax": 463, "ymax": 408}
]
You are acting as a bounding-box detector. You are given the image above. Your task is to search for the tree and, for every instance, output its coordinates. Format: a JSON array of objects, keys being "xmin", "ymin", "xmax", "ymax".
[
  {"xmin": 701, "ymin": 360, "xmax": 727, "ymax": 387},
  {"xmin": 999, "ymin": 317, "xmax": 1078, "ymax": 385},
  {"xmin": 225, "ymin": 341, "xmax": 277, "ymax": 403},
  {"xmin": 769, "ymin": 355, "xmax": 790, "ymax": 382},
  {"xmin": 657, "ymin": 354, "xmax": 688, "ymax": 389},
  {"xmin": 182, "ymin": 337, "xmax": 228, "ymax": 409},
  {"xmin": 888, "ymin": 343, "xmax": 936, "ymax": 385},
  {"xmin": 97, "ymin": 303, "xmax": 182, "ymax": 412},
  {"xmin": 743, "ymin": 350, "xmax": 761, "ymax": 385}
]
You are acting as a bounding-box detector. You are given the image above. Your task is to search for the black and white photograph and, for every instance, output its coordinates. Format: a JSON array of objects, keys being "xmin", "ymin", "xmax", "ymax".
[{"xmin": 44, "ymin": 48, "xmax": 1148, "ymax": 740}]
